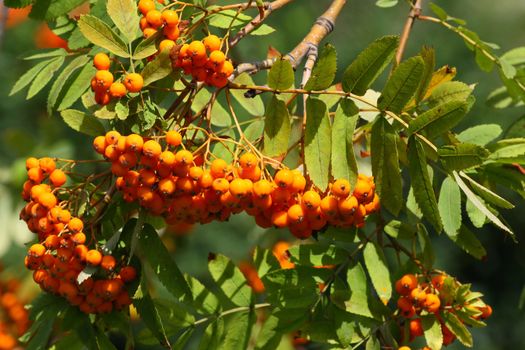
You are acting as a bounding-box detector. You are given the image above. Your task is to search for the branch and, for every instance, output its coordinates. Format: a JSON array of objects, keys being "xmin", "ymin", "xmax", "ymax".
[
  {"xmin": 228, "ymin": 0, "xmax": 294, "ymax": 48},
  {"xmin": 235, "ymin": 0, "xmax": 347, "ymax": 76},
  {"xmin": 395, "ymin": 0, "xmax": 423, "ymax": 64}
]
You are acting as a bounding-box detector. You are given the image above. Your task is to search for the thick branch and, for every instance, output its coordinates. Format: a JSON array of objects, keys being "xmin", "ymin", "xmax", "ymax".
[
  {"xmin": 395, "ymin": 0, "xmax": 423, "ymax": 64},
  {"xmin": 228, "ymin": 0, "xmax": 294, "ymax": 48},
  {"xmin": 235, "ymin": 0, "xmax": 346, "ymax": 76}
]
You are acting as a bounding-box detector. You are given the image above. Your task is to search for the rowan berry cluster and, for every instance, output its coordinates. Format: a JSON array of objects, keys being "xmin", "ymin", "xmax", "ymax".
[
  {"xmin": 91, "ymin": 53, "xmax": 144, "ymax": 105},
  {"xmin": 173, "ymin": 35, "xmax": 234, "ymax": 88},
  {"xmin": 20, "ymin": 157, "xmax": 136, "ymax": 314},
  {"xmin": 138, "ymin": 0, "xmax": 180, "ymax": 40},
  {"xmin": 395, "ymin": 273, "xmax": 492, "ymax": 347},
  {"xmin": 93, "ymin": 131, "xmax": 380, "ymax": 239},
  {"xmin": 0, "ymin": 277, "xmax": 30, "ymax": 350}
]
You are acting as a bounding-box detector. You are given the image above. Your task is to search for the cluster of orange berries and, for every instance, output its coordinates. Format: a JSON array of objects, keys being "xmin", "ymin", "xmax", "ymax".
[
  {"xmin": 90, "ymin": 53, "xmax": 144, "ymax": 105},
  {"xmin": 93, "ymin": 131, "xmax": 379, "ymax": 239},
  {"xmin": 19, "ymin": 157, "xmax": 137, "ymax": 314},
  {"xmin": 395, "ymin": 274, "xmax": 492, "ymax": 347},
  {"xmin": 0, "ymin": 277, "xmax": 30, "ymax": 350},
  {"xmin": 138, "ymin": 0, "xmax": 180, "ymax": 41},
  {"xmin": 174, "ymin": 35, "xmax": 234, "ymax": 88}
]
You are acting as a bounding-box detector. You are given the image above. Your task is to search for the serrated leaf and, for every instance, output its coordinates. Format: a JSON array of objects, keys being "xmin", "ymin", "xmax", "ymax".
[
  {"xmin": 428, "ymin": 81, "xmax": 473, "ymax": 107},
  {"xmin": 107, "ymin": 0, "xmax": 140, "ymax": 42},
  {"xmin": 457, "ymin": 124, "xmax": 502, "ymax": 146},
  {"xmin": 60, "ymin": 109, "xmax": 105, "ymax": 136},
  {"xmin": 133, "ymin": 294, "xmax": 171, "ymax": 347},
  {"xmin": 305, "ymin": 97, "xmax": 331, "ymax": 191},
  {"xmin": 30, "ymin": 0, "xmax": 85, "ymax": 20},
  {"xmin": 10, "ymin": 59, "xmax": 51, "ymax": 96},
  {"xmin": 466, "ymin": 196, "xmax": 486, "ymax": 228},
  {"xmin": 191, "ymin": 88, "xmax": 231, "ymax": 127},
  {"xmin": 363, "ymin": 242, "xmax": 392, "ymax": 304},
  {"xmin": 371, "ymin": 117, "xmax": 403, "ymax": 215},
  {"xmin": 287, "ymin": 244, "xmax": 347, "ymax": 266},
  {"xmin": 27, "ymin": 56, "xmax": 65, "ymax": 99},
  {"xmin": 415, "ymin": 46, "xmax": 436, "ymax": 103},
  {"xmin": 23, "ymin": 48, "xmax": 68, "ymax": 60},
  {"xmin": 217, "ymin": 311, "xmax": 255, "ymax": 350},
  {"xmin": 488, "ymin": 143, "xmax": 525, "ymax": 160},
  {"xmin": 438, "ymin": 177, "xmax": 462, "ymax": 236},
  {"xmin": 78, "ymin": 15, "xmax": 130, "ymax": 57},
  {"xmin": 142, "ymin": 50, "xmax": 173, "ymax": 86},
  {"xmin": 342, "ymin": 35, "xmax": 399, "ymax": 95},
  {"xmin": 133, "ymin": 33, "xmax": 161, "ymax": 60},
  {"xmin": 57, "ymin": 63, "xmax": 96, "ymax": 111},
  {"xmin": 48, "ymin": 55, "xmax": 90, "ymax": 115},
  {"xmin": 208, "ymin": 254, "xmax": 253, "ymax": 307},
  {"xmin": 438, "ymin": 143, "xmax": 489, "ymax": 171},
  {"xmin": 408, "ymin": 100, "xmax": 468, "ymax": 139},
  {"xmin": 422, "ymin": 315, "xmax": 443, "ymax": 350},
  {"xmin": 417, "ymin": 224, "xmax": 435, "ymax": 268},
  {"xmin": 449, "ymin": 225, "xmax": 486, "ymax": 260},
  {"xmin": 304, "ymin": 44, "xmax": 337, "ymax": 91},
  {"xmin": 378, "ymin": 56, "xmax": 424, "ymax": 113},
  {"xmin": 255, "ymin": 315, "xmax": 282, "ymax": 350},
  {"xmin": 183, "ymin": 275, "xmax": 221, "ymax": 315},
  {"xmin": 408, "ymin": 137, "xmax": 443, "ymax": 232},
  {"xmin": 268, "ymin": 58, "xmax": 294, "ymax": 90},
  {"xmin": 138, "ymin": 223, "xmax": 191, "ymax": 298},
  {"xmin": 263, "ymin": 95, "xmax": 290, "ymax": 157},
  {"xmin": 442, "ymin": 311, "xmax": 473, "ymax": 347},
  {"xmin": 331, "ymin": 101, "xmax": 358, "ymax": 187},
  {"xmin": 344, "ymin": 263, "xmax": 375, "ymax": 319},
  {"xmin": 460, "ymin": 172, "xmax": 514, "ymax": 209},
  {"xmin": 453, "ymin": 171, "xmax": 514, "ymax": 236},
  {"xmin": 231, "ymin": 73, "xmax": 265, "ymax": 116}
]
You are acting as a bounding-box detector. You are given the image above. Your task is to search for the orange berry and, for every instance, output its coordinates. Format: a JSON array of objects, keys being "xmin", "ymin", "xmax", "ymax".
[
  {"xmin": 143, "ymin": 27, "xmax": 157, "ymax": 38},
  {"xmin": 212, "ymin": 178, "xmax": 230, "ymax": 194},
  {"xmin": 337, "ymin": 196, "xmax": 358, "ymax": 216},
  {"xmin": 271, "ymin": 210, "xmax": 289, "ymax": 228},
  {"xmin": 68, "ymin": 217, "xmax": 84, "ymax": 233},
  {"xmin": 423, "ymin": 293, "xmax": 441, "ymax": 313},
  {"xmin": 105, "ymin": 130, "xmax": 121, "ymax": 145},
  {"xmin": 208, "ymin": 50, "xmax": 225, "ymax": 69},
  {"xmin": 188, "ymin": 40, "xmax": 206, "ymax": 59},
  {"xmin": 396, "ymin": 274, "xmax": 417, "ymax": 295},
  {"xmin": 302, "ymin": 190, "xmax": 321, "ymax": 209},
  {"xmin": 199, "ymin": 170, "xmax": 214, "ymax": 188},
  {"xmin": 39, "ymin": 157, "xmax": 56, "ymax": 173},
  {"xmin": 159, "ymin": 39, "xmax": 176, "ymax": 52},
  {"xmin": 139, "ymin": 17, "xmax": 149, "ymax": 30},
  {"xmin": 218, "ymin": 60, "xmax": 233, "ymax": 77},
  {"xmin": 119, "ymin": 266, "xmax": 137, "ymax": 282},
  {"xmin": 409, "ymin": 318, "xmax": 423, "ymax": 337},
  {"xmin": 274, "ymin": 169, "xmax": 294, "ymax": 188},
  {"xmin": 142, "ymin": 140, "xmax": 162, "ymax": 158},
  {"xmin": 49, "ymin": 169, "xmax": 66, "ymax": 187},
  {"xmin": 480, "ymin": 305, "xmax": 492, "ymax": 319},
  {"xmin": 410, "ymin": 288, "xmax": 427, "ymax": 306},
  {"xmin": 109, "ymin": 82, "xmax": 127, "ymax": 98},
  {"xmin": 353, "ymin": 178, "xmax": 374, "ymax": 203},
  {"xmin": 320, "ymin": 195, "xmax": 338, "ymax": 217},
  {"xmin": 287, "ymin": 204, "xmax": 305, "ymax": 224},
  {"xmin": 210, "ymin": 159, "xmax": 228, "ymax": 178},
  {"xmin": 101, "ymin": 255, "xmax": 117, "ymax": 271},
  {"xmin": 332, "ymin": 179, "xmax": 351, "ymax": 198},
  {"xmin": 124, "ymin": 134, "xmax": 143, "ymax": 152},
  {"xmin": 203, "ymin": 34, "xmax": 221, "ymax": 52},
  {"xmin": 431, "ymin": 274, "xmax": 447, "ymax": 290},
  {"xmin": 159, "ymin": 150, "xmax": 176, "ymax": 166},
  {"xmin": 27, "ymin": 167, "xmax": 44, "ymax": 183},
  {"xmin": 146, "ymin": 10, "xmax": 162, "ymax": 28},
  {"xmin": 291, "ymin": 171, "xmax": 306, "ymax": 193},
  {"xmin": 166, "ymin": 130, "xmax": 182, "ymax": 147},
  {"xmin": 28, "ymin": 243, "xmax": 46, "ymax": 257},
  {"xmin": 253, "ymin": 179, "xmax": 273, "ymax": 198},
  {"xmin": 161, "ymin": 10, "xmax": 178, "ymax": 26},
  {"xmin": 38, "ymin": 192, "xmax": 57, "ymax": 209},
  {"xmin": 239, "ymin": 152, "xmax": 257, "ymax": 170},
  {"xmin": 123, "ymin": 73, "xmax": 144, "ymax": 93},
  {"xmin": 86, "ymin": 250, "xmax": 102, "ymax": 266},
  {"xmin": 398, "ymin": 347, "xmax": 411, "ymax": 350},
  {"xmin": 138, "ymin": 0, "xmax": 155, "ymax": 15},
  {"xmin": 93, "ymin": 135, "xmax": 107, "ymax": 154},
  {"xmin": 93, "ymin": 53, "xmax": 110, "ymax": 70},
  {"xmin": 163, "ymin": 24, "xmax": 180, "ymax": 40},
  {"xmin": 26, "ymin": 157, "xmax": 39, "ymax": 170},
  {"xmin": 95, "ymin": 70, "xmax": 114, "ymax": 90}
]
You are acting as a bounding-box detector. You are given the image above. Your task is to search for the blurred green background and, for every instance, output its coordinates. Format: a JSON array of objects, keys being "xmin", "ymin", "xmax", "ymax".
[{"xmin": 0, "ymin": 1, "xmax": 524, "ymax": 349}]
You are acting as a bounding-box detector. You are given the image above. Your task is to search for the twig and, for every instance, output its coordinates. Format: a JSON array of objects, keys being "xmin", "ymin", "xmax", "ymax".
[
  {"xmin": 396, "ymin": 0, "xmax": 423, "ymax": 65},
  {"xmin": 235, "ymin": 0, "xmax": 347, "ymax": 76},
  {"xmin": 228, "ymin": 0, "xmax": 295, "ymax": 48}
]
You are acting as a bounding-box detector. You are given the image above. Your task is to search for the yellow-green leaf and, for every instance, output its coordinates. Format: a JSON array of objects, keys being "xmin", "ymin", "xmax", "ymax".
[
  {"xmin": 78, "ymin": 15, "xmax": 130, "ymax": 58},
  {"xmin": 305, "ymin": 97, "xmax": 331, "ymax": 191}
]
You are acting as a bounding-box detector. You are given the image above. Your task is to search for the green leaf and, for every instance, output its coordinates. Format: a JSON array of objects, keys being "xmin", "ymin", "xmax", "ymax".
[
  {"xmin": 231, "ymin": 73, "xmax": 265, "ymax": 116},
  {"xmin": 408, "ymin": 137, "xmax": 443, "ymax": 232},
  {"xmin": 304, "ymin": 44, "xmax": 337, "ymax": 91},
  {"xmin": 408, "ymin": 100, "xmax": 469, "ymax": 139},
  {"xmin": 57, "ymin": 63, "xmax": 96, "ymax": 111},
  {"xmin": 427, "ymin": 81, "xmax": 473, "ymax": 107},
  {"xmin": 191, "ymin": 88, "xmax": 231, "ymax": 127},
  {"xmin": 208, "ymin": 254, "xmax": 253, "ymax": 307},
  {"xmin": 457, "ymin": 124, "xmax": 502, "ymax": 146},
  {"xmin": 505, "ymin": 116, "xmax": 525, "ymax": 139},
  {"xmin": 4, "ymin": 0, "xmax": 32, "ymax": 8},
  {"xmin": 438, "ymin": 177, "xmax": 462, "ymax": 236},
  {"xmin": 466, "ymin": 196, "xmax": 486, "ymax": 228},
  {"xmin": 460, "ymin": 172, "xmax": 514, "ymax": 209},
  {"xmin": 378, "ymin": 56, "xmax": 424, "ymax": 113},
  {"xmin": 254, "ymin": 315, "xmax": 282, "ymax": 350},
  {"xmin": 23, "ymin": 48, "xmax": 68, "ymax": 60},
  {"xmin": 438, "ymin": 143, "xmax": 489, "ymax": 171},
  {"xmin": 138, "ymin": 223, "xmax": 191, "ymax": 299},
  {"xmin": 415, "ymin": 46, "xmax": 436, "ymax": 103},
  {"xmin": 448, "ymin": 225, "xmax": 487, "ymax": 260},
  {"xmin": 331, "ymin": 101, "xmax": 358, "ymax": 187},
  {"xmin": 133, "ymin": 294, "xmax": 171, "ymax": 348},
  {"xmin": 442, "ymin": 310, "xmax": 473, "ymax": 347},
  {"xmin": 422, "ymin": 314, "xmax": 443, "ymax": 350},
  {"xmin": 107, "ymin": 0, "xmax": 140, "ymax": 42},
  {"xmin": 142, "ymin": 50, "xmax": 173, "ymax": 86},
  {"xmin": 10, "ymin": 59, "xmax": 51, "ymax": 96},
  {"xmin": 366, "ymin": 336, "xmax": 380, "ymax": 350},
  {"xmin": 363, "ymin": 242, "xmax": 392, "ymax": 304},
  {"xmin": 244, "ymin": 119, "xmax": 264, "ymax": 142},
  {"xmin": 30, "ymin": 0, "xmax": 85, "ymax": 20},
  {"xmin": 305, "ymin": 97, "xmax": 331, "ymax": 191},
  {"xmin": 27, "ymin": 56, "xmax": 65, "ymax": 99},
  {"xmin": 342, "ymin": 35, "xmax": 399, "ymax": 95},
  {"xmin": 199, "ymin": 319, "xmax": 224, "ymax": 350},
  {"xmin": 488, "ymin": 143, "xmax": 525, "ymax": 160},
  {"xmin": 183, "ymin": 275, "xmax": 221, "ymax": 315},
  {"xmin": 208, "ymin": 9, "xmax": 252, "ymax": 28},
  {"xmin": 375, "ymin": 0, "xmax": 398, "ymax": 8},
  {"xmin": 453, "ymin": 171, "xmax": 514, "ymax": 236},
  {"xmin": 250, "ymin": 24, "xmax": 276, "ymax": 36},
  {"xmin": 48, "ymin": 55, "xmax": 91, "ymax": 115},
  {"xmin": 263, "ymin": 95, "xmax": 291, "ymax": 157},
  {"xmin": 60, "ymin": 109, "xmax": 105, "ymax": 136},
  {"xmin": 384, "ymin": 220, "xmax": 417, "ymax": 240},
  {"xmin": 343, "ymin": 263, "xmax": 375, "ymax": 319},
  {"xmin": 371, "ymin": 117, "xmax": 403, "ymax": 215},
  {"xmin": 429, "ymin": 2, "xmax": 448, "ymax": 21},
  {"xmin": 133, "ymin": 33, "xmax": 161, "ymax": 60},
  {"xmin": 218, "ymin": 311, "xmax": 255, "ymax": 350},
  {"xmin": 268, "ymin": 58, "xmax": 294, "ymax": 90},
  {"xmin": 287, "ymin": 244, "xmax": 347, "ymax": 266},
  {"xmin": 78, "ymin": 15, "xmax": 130, "ymax": 57}
]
